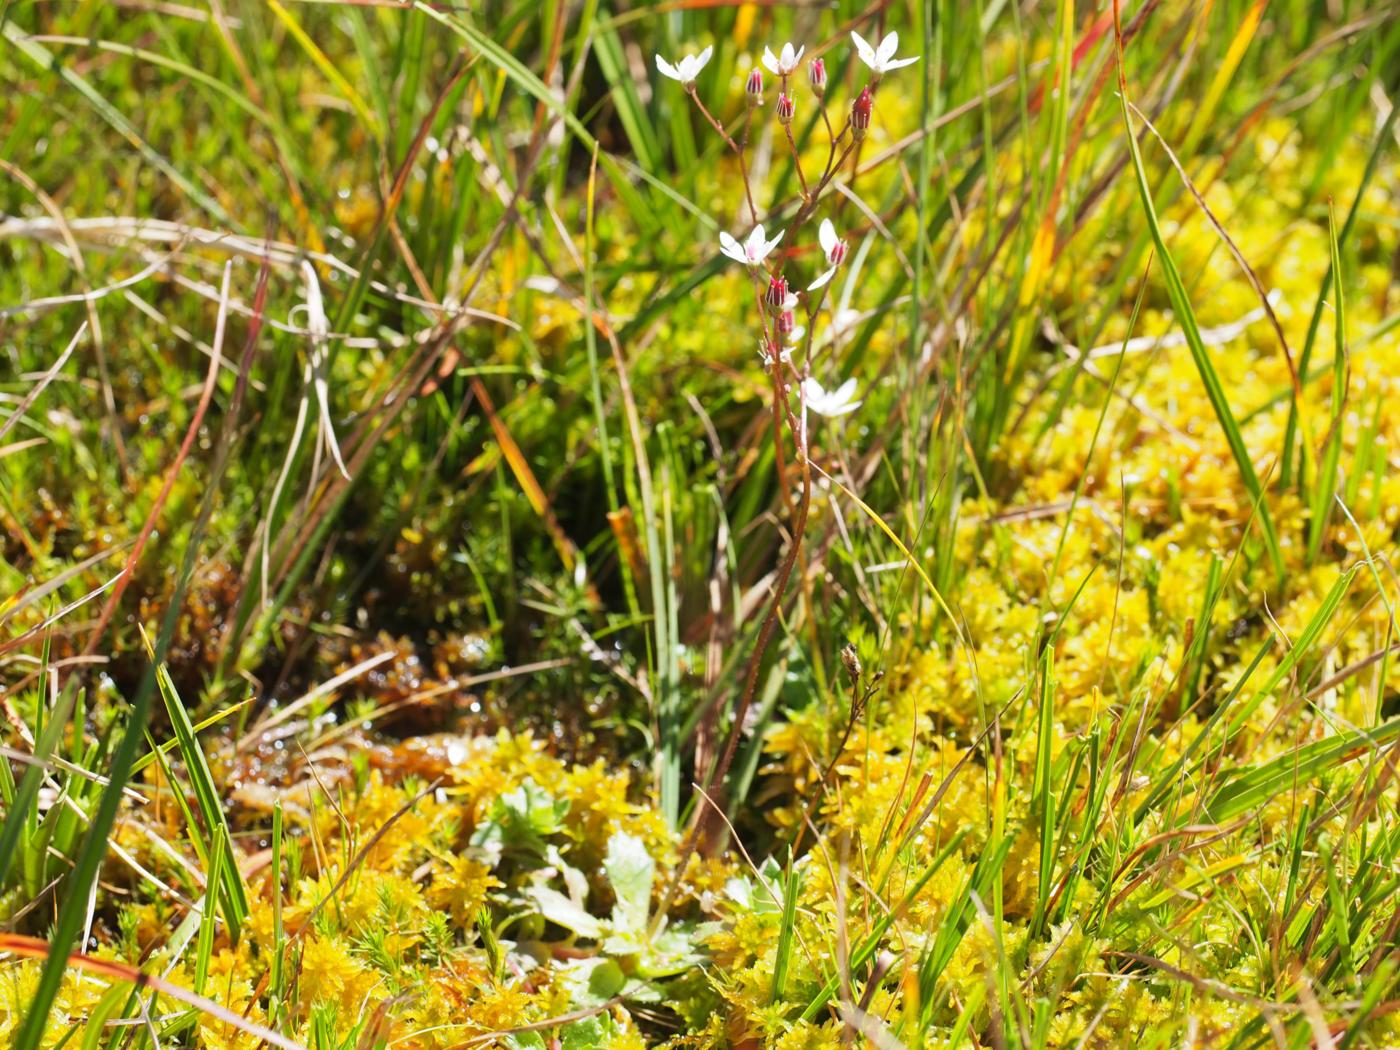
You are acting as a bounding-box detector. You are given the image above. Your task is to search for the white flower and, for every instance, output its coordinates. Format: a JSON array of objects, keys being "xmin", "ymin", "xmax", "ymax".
[
  {"xmin": 808, "ymin": 219, "xmax": 847, "ymax": 290},
  {"xmin": 719, "ymin": 224, "xmax": 785, "ymax": 268},
  {"xmin": 758, "ymin": 342, "xmax": 792, "ymax": 366},
  {"xmin": 818, "ymin": 219, "xmax": 846, "ymax": 264},
  {"xmin": 850, "ymin": 30, "xmax": 919, "ymax": 76},
  {"xmin": 803, "ymin": 376, "xmax": 862, "ymax": 418},
  {"xmin": 656, "ymin": 46, "xmax": 714, "ymax": 86},
  {"xmin": 830, "ymin": 308, "xmax": 863, "ymax": 345},
  {"xmin": 762, "ymin": 42, "xmax": 805, "ymax": 77}
]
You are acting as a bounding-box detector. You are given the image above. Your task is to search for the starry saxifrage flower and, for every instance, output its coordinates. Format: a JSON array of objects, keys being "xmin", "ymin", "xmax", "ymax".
[
  {"xmin": 655, "ymin": 45, "xmax": 714, "ymax": 87},
  {"xmin": 762, "ymin": 42, "xmax": 805, "ymax": 77},
  {"xmin": 808, "ymin": 219, "xmax": 848, "ymax": 290},
  {"xmin": 803, "ymin": 376, "xmax": 863, "ymax": 418},
  {"xmin": 719, "ymin": 225, "xmax": 784, "ymax": 269},
  {"xmin": 850, "ymin": 30, "xmax": 919, "ymax": 78}
]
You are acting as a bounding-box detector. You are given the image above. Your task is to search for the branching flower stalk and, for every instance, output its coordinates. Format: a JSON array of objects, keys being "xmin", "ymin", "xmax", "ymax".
[
  {"xmin": 651, "ymin": 27, "xmax": 920, "ymax": 913},
  {"xmin": 687, "ymin": 85, "xmax": 761, "ymax": 226}
]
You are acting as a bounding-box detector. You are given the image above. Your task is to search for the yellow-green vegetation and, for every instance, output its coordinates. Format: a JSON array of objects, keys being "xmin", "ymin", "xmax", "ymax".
[{"xmin": 3, "ymin": 0, "xmax": 1400, "ymax": 1047}]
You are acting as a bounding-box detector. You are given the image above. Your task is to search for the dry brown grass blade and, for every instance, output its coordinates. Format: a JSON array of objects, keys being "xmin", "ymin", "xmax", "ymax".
[
  {"xmin": 0, "ymin": 933, "xmax": 306, "ymax": 1050},
  {"xmin": 441, "ymin": 1000, "xmax": 623, "ymax": 1050},
  {"xmin": 0, "ymin": 538, "xmax": 134, "ymax": 630},
  {"xmin": 0, "ymin": 158, "xmax": 125, "ymax": 469},
  {"xmin": 1105, "ymin": 950, "xmax": 1297, "ymax": 1015},
  {"xmin": 469, "ymin": 374, "xmax": 583, "ymax": 574},
  {"xmin": 0, "ymin": 322, "xmax": 84, "ymax": 446}
]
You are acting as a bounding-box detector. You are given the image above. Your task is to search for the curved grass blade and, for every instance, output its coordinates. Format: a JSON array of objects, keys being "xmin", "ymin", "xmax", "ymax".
[{"xmin": 1112, "ymin": 12, "xmax": 1285, "ymax": 585}]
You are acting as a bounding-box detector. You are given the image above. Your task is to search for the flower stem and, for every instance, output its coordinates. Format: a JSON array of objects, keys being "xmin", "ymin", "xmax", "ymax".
[{"xmin": 688, "ymin": 86, "xmax": 759, "ymax": 226}]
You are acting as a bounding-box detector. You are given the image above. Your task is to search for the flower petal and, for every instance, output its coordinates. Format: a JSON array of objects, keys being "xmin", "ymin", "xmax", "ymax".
[
  {"xmin": 719, "ymin": 231, "xmax": 746, "ymax": 262},
  {"xmin": 819, "ymin": 219, "xmax": 838, "ymax": 256},
  {"xmin": 878, "ymin": 31, "xmax": 899, "ymax": 63},
  {"xmin": 781, "ymin": 42, "xmax": 795, "ymax": 68},
  {"xmin": 884, "ymin": 55, "xmax": 920, "ymax": 70},
  {"xmin": 762, "ymin": 47, "xmax": 780, "ymax": 74},
  {"xmin": 694, "ymin": 45, "xmax": 714, "ymax": 73},
  {"xmin": 850, "ymin": 31, "xmax": 877, "ymax": 67},
  {"xmin": 656, "ymin": 54, "xmax": 681, "ymax": 80},
  {"xmin": 807, "ymin": 267, "xmax": 837, "ymax": 291},
  {"xmin": 792, "ymin": 45, "xmax": 806, "ymax": 67},
  {"xmin": 804, "ymin": 376, "xmax": 862, "ymax": 417}
]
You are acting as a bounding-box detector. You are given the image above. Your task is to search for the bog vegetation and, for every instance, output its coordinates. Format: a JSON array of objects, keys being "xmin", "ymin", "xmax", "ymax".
[{"xmin": 2, "ymin": 0, "xmax": 1400, "ymax": 1046}]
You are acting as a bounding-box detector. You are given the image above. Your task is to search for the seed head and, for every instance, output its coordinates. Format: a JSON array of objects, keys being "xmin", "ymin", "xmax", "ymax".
[
  {"xmin": 808, "ymin": 57, "xmax": 827, "ymax": 95},
  {"xmin": 840, "ymin": 642, "xmax": 862, "ymax": 684}
]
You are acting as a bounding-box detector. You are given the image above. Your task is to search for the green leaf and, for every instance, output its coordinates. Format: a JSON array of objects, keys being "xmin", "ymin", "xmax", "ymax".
[
  {"xmin": 637, "ymin": 924, "xmax": 704, "ymax": 978},
  {"xmin": 472, "ymin": 779, "xmax": 570, "ymax": 858},
  {"xmin": 586, "ymin": 958, "xmax": 627, "ymax": 1001},
  {"xmin": 524, "ymin": 885, "xmax": 603, "ymax": 939},
  {"xmin": 560, "ymin": 1013, "xmax": 620, "ymax": 1050},
  {"xmin": 604, "ymin": 832, "xmax": 654, "ymax": 938}
]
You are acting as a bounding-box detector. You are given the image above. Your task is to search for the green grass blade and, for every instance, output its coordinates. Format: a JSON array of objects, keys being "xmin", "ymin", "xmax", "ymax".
[
  {"xmin": 1115, "ymin": 54, "xmax": 1285, "ymax": 585},
  {"xmin": 1279, "ymin": 57, "xmax": 1400, "ymax": 487},
  {"xmin": 1305, "ymin": 204, "xmax": 1348, "ymax": 565},
  {"xmin": 800, "ymin": 829, "xmax": 969, "ymax": 1022},
  {"xmin": 1136, "ymin": 567, "xmax": 1357, "ymax": 822},
  {"xmin": 1030, "ymin": 646, "xmax": 1055, "ymax": 936},
  {"xmin": 146, "ymin": 640, "xmax": 249, "ymax": 939},
  {"xmin": 769, "ymin": 857, "xmax": 801, "ymax": 1003},
  {"xmin": 1, "ymin": 20, "xmax": 231, "ymax": 224},
  {"xmin": 1204, "ymin": 718, "xmax": 1400, "ymax": 823},
  {"xmin": 193, "ymin": 824, "xmax": 226, "ymax": 997}
]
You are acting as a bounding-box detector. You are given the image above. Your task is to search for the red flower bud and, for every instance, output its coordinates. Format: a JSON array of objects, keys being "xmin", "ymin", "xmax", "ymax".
[
  {"xmin": 851, "ymin": 87, "xmax": 873, "ymax": 139},
  {"xmin": 778, "ymin": 309, "xmax": 796, "ymax": 337},
  {"xmin": 808, "ymin": 58, "xmax": 827, "ymax": 95},
  {"xmin": 775, "ymin": 92, "xmax": 795, "ymax": 125},
  {"xmin": 764, "ymin": 274, "xmax": 788, "ymax": 314},
  {"xmin": 746, "ymin": 68, "xmax": 763, "ymax": 102}
]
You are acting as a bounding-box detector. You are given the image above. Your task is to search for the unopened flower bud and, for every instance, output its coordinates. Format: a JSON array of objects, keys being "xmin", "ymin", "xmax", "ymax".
[
  {"xmin": 777, "ymin": 309, "xmax": 796, "ymax": 337},
  {"xmin": 746, "ymin": 68, "xmax": 763, "ymax": 103},
  {"xmin": 775, "ymin": 92, "xmax": 795, "ymax": 125},
  {"xmin": 808, "ymin": 58, "xmax": 827, "ymax": 95},
  {"xmin": 851, "ymin": 87, "xmax": 873, "ymax": 140},
  {"xmin": 764, "ymin": 274, "xmax": 788, "ymax": 314}
]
